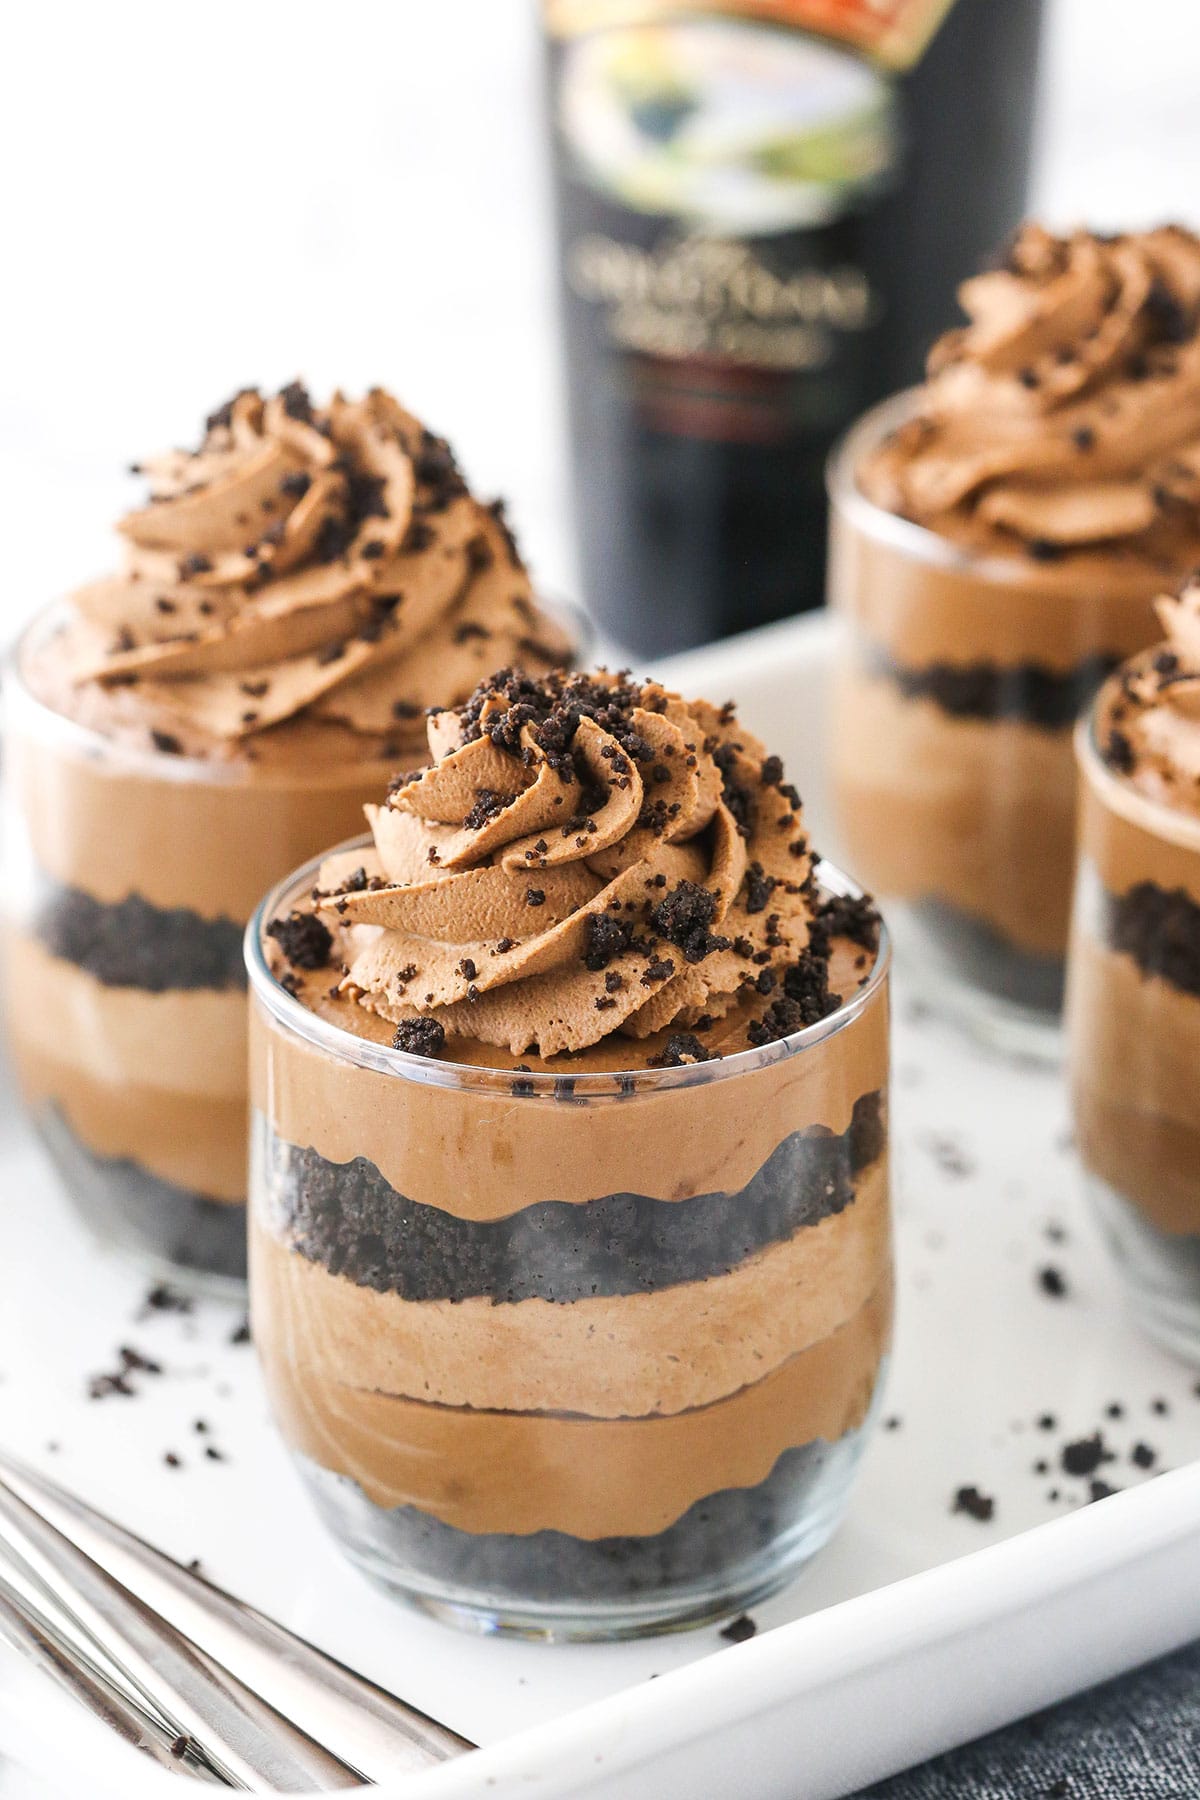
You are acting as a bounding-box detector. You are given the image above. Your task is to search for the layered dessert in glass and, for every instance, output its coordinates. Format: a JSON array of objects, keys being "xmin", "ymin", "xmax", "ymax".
[
  {"xmin": 248, "ymin": 669, "xmax": 892, "ymax": 1638},
  {"xmin": 831, "ymin": 224, "xmax": 1200, "ymax": 1041},
  {"xmin": 3, "ymin": 384, "xmax": 573, "ymax": 1288},
  {"xmin": 1068, "ymin": 576, "xmax": 1200, "ymax": 1363}
]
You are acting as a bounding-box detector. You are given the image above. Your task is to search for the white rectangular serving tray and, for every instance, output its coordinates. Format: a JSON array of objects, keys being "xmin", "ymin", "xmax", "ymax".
[{"xmin": 1, "ymin": 613, "xmax": 1198, "ymax": 1800}]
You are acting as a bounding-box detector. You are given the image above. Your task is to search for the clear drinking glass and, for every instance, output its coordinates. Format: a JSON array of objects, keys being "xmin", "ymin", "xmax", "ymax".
[
  {"xmin": 828, "ymin": 394, "xmax": 1164, "ymax": 1056},
  {"xmin": 246, "ymin": 844, "xmax": 893, "ymax": 1641},
  {"xmin": 1067, "ymin": 695, "xmax": 1200, "ymax": 1365}
]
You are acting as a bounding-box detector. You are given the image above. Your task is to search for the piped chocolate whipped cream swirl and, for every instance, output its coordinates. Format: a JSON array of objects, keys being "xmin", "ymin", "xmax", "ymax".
[
  {"xmin": 306, "ymin": 670, "xmax": 839, "ymax": 1062},
  {"xmin": 862, "ymin": 224, "xmax": 1200, "ymax": 562},
  {"xmin": 1101, "ymin": 575, "xmax": 1200, "ymax": 815},
  {"xmin": 51, "ymin": 384, "xmax": 570, "ymax": 757}
]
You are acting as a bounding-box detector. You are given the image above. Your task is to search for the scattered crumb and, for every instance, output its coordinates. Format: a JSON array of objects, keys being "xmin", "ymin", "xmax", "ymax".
[
  {"xmin": 952, "ymin": 1486, "xmax": 995, "ymax": 1523},
  {"xmin": 87, "ymin": 1345, "xmax": 163, "ymax": 1400},
  {"xmin": 921, "ymin": 1133, "xmax": 975, "ymax": 1179},
  {"xmin": 1061, "ymin": 1434, "xmax": 1112, "ymax": 1478},
  {"xmin": 141, "ymin": 1283, "xmax": 193, "ymax": 1317}
]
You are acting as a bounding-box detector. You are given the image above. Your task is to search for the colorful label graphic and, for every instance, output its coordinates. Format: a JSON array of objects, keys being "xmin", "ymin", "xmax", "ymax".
[
  {"xmin": 556, "ymin": 14, "xmax": 898, "ymax": 234},
  {"xmin": 546, "ymin": 0, "xmax": 956, "ymax": 70}
]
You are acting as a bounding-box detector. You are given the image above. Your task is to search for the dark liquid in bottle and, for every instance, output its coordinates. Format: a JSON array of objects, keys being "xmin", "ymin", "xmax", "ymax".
[{"xmin": 546, "ymin": 0, "xmax": 1045, "ymax": 655}]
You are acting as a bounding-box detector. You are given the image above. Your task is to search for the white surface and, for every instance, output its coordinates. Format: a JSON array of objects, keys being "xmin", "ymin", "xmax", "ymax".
[
  {"xmin": 2, "ymin": 0, "xmax": 1200, "ymax": 634},
  {"xmin": 1, "ymin": 615, "xmax": 1199, "ymax": 1799}
]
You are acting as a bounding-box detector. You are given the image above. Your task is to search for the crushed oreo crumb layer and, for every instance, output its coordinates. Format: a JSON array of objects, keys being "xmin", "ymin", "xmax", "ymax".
[
  {"xmin": 39, "ymin": 1109, "xmax": 246, "ymax": 1282},
  {"xmin": 35, "ymin": 886, "xmax": 245, "ymax": 994},
  {"xmin": 300, "ymin": 1432, "xmax": 863, "ymax": 1614},
  {"xmin": 873, "ymin": 647, "xmax": 1120, "ymax": 730},
  {"xmin": 266, "ymin": 1091, "xmax": 884, "ymax": 1302},
  {"xmin": 1105, "ymin": 880, "xmax": 1200, "ymax": 998}
]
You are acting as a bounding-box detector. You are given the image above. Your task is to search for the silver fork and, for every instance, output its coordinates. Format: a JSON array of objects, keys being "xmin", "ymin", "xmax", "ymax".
[
  {"xmin": 0, "ymin": 1456, "xmax": 473, "ymax": 1789},
  {"xmin": 0, "ymin": 1558, "xmax": 225, "ymax": 1782}
]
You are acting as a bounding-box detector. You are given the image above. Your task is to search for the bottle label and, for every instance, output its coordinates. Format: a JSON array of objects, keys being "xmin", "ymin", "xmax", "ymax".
[
  {"xmin": 545, "ymin": 1, "xmax": 956, "ymax": 70},
  {"xmin": 547, "ymin": 5, "xmax": 928, "ymax": 437},
  {"xmin": 567, "ymin": 232, "xmax": 876, "ymax": 374}
]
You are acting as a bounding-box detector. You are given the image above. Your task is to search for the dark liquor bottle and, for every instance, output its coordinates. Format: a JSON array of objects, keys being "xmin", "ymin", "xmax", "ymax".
[{"xmin": 544, "ymin": 0, "xmax": 1044, "ymax": 655}]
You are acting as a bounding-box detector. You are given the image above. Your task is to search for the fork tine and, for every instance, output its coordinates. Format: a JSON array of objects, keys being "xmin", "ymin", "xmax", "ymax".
[
  {"xmin": 0, "ymin": 1567, "xmax": 222, "ymax": 1780},
  {"xmin": 0, "ymin": 1524, "xmax": 155, "ymax": 1713},
  {"xmin": 0, "ymin": 1451, "xmax": 471, "ymax": 1780},
  {"xmin": 0, "ymin": 1472, "xmax": 363, "ymax": 1792}
]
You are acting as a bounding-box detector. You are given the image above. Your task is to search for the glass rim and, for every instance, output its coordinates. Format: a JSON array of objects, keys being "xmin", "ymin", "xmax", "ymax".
[
  {"xmin": 244, "ymin": 837, "xmax": 892, "ymax": 1098},
  {"xmin": 826, "ymin": 389, "xmax": 1071, "ymax": 584},
  {"xmin": 5, "ymin": 592, "xmax": 595, "ymax": 786},
  {"xmin": 1075, "ymin": 671, "xmax": 1200, "ymax": 853},
  {"xmin": 5, "ymin": 603, "xmax": 226, "ymax": 783}
]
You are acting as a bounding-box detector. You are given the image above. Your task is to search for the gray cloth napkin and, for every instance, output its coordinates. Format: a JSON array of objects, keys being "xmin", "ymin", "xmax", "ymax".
[{"xmin": 856, "ymin": 1640, "xmax": 1200, "ymax": 1797}]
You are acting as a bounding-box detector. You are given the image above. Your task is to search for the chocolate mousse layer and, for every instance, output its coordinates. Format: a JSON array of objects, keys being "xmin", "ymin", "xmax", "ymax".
[
  {"xmin": 5, "ymin": 384, "xmax": 573, "ymax": 1284},
  {"xmin": 1068, "ymin": 576, "xmax": 1200, "ymax": 1357},
  {"xmin": 249, "ymin": 670, "xmax": 891, "ymax": 1632},
  {"xmin": 833, "ymin": 224, "xmax": 1200, "ymax": 986}
]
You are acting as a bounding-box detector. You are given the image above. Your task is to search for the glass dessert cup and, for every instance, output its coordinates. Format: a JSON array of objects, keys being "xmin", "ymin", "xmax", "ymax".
[
  {"xmin": 1066, "ymin": 705, "xmax": 1200, "ymax": 1367},
  {"xmin": 828, "ymin": 394, "xmax": 1166, "ymax": 1060},
  {"xmin": 0, "ymin": 620, "xmax": 411, "ymax": 1294},
  {"xmin": 2, "ymin": 603, "xmax": 589, "ymax": 1296},
  {"xmin": 247, "ymin": 844, "xmax": 892, "ymax": 1642}
]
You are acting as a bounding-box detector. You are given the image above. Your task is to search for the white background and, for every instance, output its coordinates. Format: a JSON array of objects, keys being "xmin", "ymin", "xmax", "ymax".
[{"xmin": 3, "ymin": 0, "xmax": 1200, "ymax": 620}]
